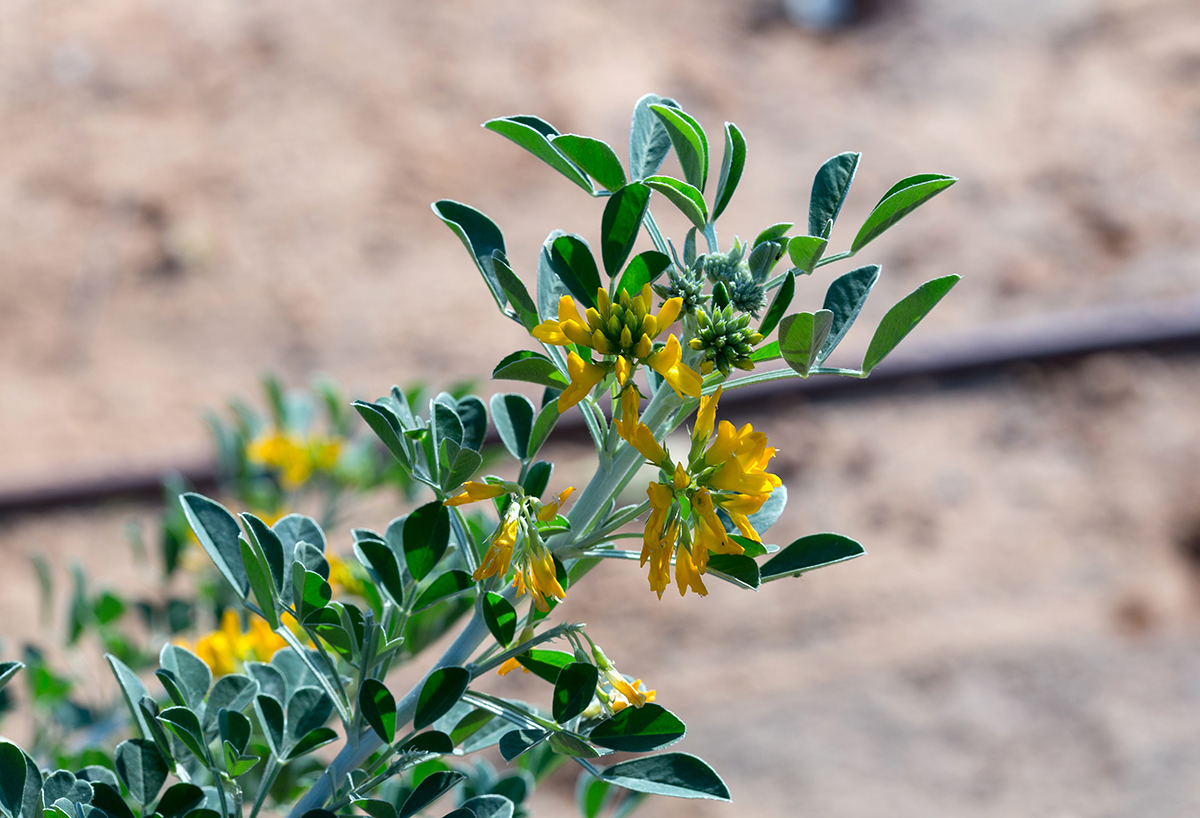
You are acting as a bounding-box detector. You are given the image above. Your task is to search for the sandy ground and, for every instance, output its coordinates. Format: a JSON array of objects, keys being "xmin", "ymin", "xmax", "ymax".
[{"xmin": 3, "ymin": 0, "xmax": 1200, "ymax": 815}]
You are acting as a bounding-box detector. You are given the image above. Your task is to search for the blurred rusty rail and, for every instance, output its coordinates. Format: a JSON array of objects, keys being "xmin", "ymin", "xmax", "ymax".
[{"xmin": 4, "ymin": 296, "xmax": 1200, "ymax": 518}]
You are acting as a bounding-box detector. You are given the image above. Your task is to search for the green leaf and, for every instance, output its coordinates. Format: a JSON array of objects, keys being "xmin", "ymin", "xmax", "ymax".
[
  {"xmin": 526, "ymin": 400, "xmax": 560, "ymax": 461},
  {"xmin": 816, "ymin": 263, "xmax": 881, "ymax": 364},
  {"xmin": 294, "ymin": 566, "xmax": 332, "ymax": 623},
  {"xmin": 458, "ymin": 795, "xmax": 515, "ymax": 818},
  {"xmin": 181, "ymin": 493, "xmax": 248, "ymax": 599},
  {"xmin": 549, "ymin": 732, "xmax": 599, "ymax": 759},
  {"xmin": 730, "ymin": 535, "xmax": 769, "ymax": 559},
  {"xmin": 648, "ymin": 106, "xmax": 708, "ymax": 192},
  {"xmin": 43, "ymin": 770, "xmax": 93, "ymax": 807},
  {"xmin": 154, "ymin": 784, "xmax": 205, "ymax": 818},
  {"xmin": 482, "ymin": 592, "xmax": 517, "ymax": 647},
  {"xmin": 498, "ymin": 730, "xmax": 548, "ymax": 763},
  {"xmin": 749, "ymin": 340, "xmax": 779, "ymax": 362},
  {"xmin": 432, "ymin": 200, "xmax": 508, "ymax": 313},
  {"xmin": 589, "ymin": 704, "xmax": 686, "ymax": 753},
  {"xmin": 760, "ymin": 532, "xmax": 865, "ymax": 580},
  {"xmin": 628, "ymin": 94, "xmax": 677, "ymax": 181},
  {"xmin": 489, "ymin": 393, "xmax": 535, "ymax": 461},
  {"xmin": 413, "ymin": 571, "xmax": 473, "ymax": 612},
  {"xmin": 448, "ymin": 708, "xmax": 495, "ymax": 747},
  {"xmin": 492, "ymin": 351, "xmax": 568, "ymax": 389},
  {"xmin": 758, "ymin": 270, "xmax": 794, "ymax": 338},
  {"xmin": 786, "ymin": 235, "xmax": 828, "ymax": 275},
  {"xmin": 414, "ymin": 667, "xmax": 471, "ymax": 730},
  {"xmin": 861, "ymin": 274, "xmax": 960, "ymax": 374},
  {"xmin": 576, "ymin": 776, "xmax": 615, "ymax": 818},
  {"xmin": 240, "ymin": 513, "xmax": 287, "ymax": 595},
  {"xmin": 359, "ymin": 679, "xmax": 396, "ymax": 744},
  {"xmin": 106, "ymin": 654, "xmax": 155, "ymax": 740},
  {"xmin": 399, "ymin": 731, "xmax": 455, "ymax": 754},
  {"xmin": 354, "ymin": 540, "xmax": 404, "ymax": 608},
  {"xmin": 551, "ymin": 135, "xmax": 626, "ymax": 192},
  {"xmin": 600, "ymin": 753, "xmax": 729, "ymax": 801},
  {"xmin": 440, "ymin": 442, "xmax": 483, "ymax": 494},
  {"xmin": 514, "ymin": 650, "xmax": 573, "ymax": 684},
  {"xmin": 521, "ymin": 460, "xmax": 552, "ymax": 500},
  {"xmin": 239, "ymin": 537, "xmax": 279, "ymax": 630},
  {"xmin": 253, "ymin": 695, "xmax": 285, "ymax": 756},
  {"xmin": 778, "ymin": 311, "xmax": 834, "ymax": 377},
  {"xmin": 711, "ymin": 122, "xmax": 746, "ymax": 221},
  {"xmin": 753, "ymin": 222, "xmax": 792, "ymax": 247},
  {"xmin": 851, "ymin": 174, "xmax": 957, "ymax": 253},
  {"xmin": 616, "ymin": 251, "xmax": 671, "ymax": 299},
  {"xmin": 217, "ymin": 709, "xmax": 252, "ymax": 756},
  {"xmin": 0, "ymin": 743, "xmax": 27, "ymax": 818},
  {"xmin": 455, "ymin": 396, "xmax": 488, "ymax": 453},
  {"xmin": 748, "ymin": 240, "xmax": 786, "ymax": 283},
  {"xmin": 0, "ymin": 663, "xmax": 22, "ymax": 693},
  {"xmin": 549, "ymin": 234, "xmax": 602, "ymax": 309},
  {"xmin": 353, "ymin": 799, "xmax": 396, "ymax": 818},
  {"xmin": 484, "ymin": 116, "xmax": 592, "ymax": 194},
  {"xmin": 643, "ymin": 176, "xmax": 708, "ymax": 229},
  {"xmin": 552, "ymin": 663, "xmax": 599, "ymax": 724},
  {"xmin": 203, "ymin": 675, "xmax": 258, "ymax": 737},
  {"xmin": 159, "ymin": 645, "xmax": 211, "ymax": 710},
  {"xmin": 491, "ymin": 252, "xmax": 539, "ymax": 332},
  {"xmin": 91, "ymin": 783, "xmax": 135, "ymax": 818},
  {"xmin": 353, "ymin": 400, "xmax": 412, "ymax": 470},
  {"xmin": 706, "ymin": 553, "xmax": 761, "ymax": 590},
  {"xmin": 288, "ymin": 687, "xmax": 334, "ymax": 741},
  {"xmin": 601, "ymin": 183, "xmax": 652, "ymax": 279},
  {"xmin": 403, "ymin": 502, "xmax": 451, "ymax": 581},
  {"xmin": 285, "ymin": 728, "xmax": 337, "ymax": 761},
  {"xmin": 157, "ymin": 707, "xmax": 209, "ymax": 764},
  {"xmin": 809, "ymin": 152, "xmax": 861, "ymax": 238}
]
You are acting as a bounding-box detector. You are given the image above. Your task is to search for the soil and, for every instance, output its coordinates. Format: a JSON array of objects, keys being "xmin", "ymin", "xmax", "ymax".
[{"xmin": 3, "ymin": 0, "xmax": 1200, "ymax": 815}]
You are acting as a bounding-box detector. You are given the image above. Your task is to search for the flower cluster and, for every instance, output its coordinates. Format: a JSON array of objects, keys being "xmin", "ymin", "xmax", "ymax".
[
  {"xmin": 532, "ymin": 285, "xmax": 702, "ymax": 410},
  {"xmin": 617, "ymin": 386, "xmax": 781, "ymax": 598},
  {"xmin": 179, "ymin": 608, "xmax": 289, "ymax": 676},
  {"xmin": 690, "ymin": 304, "xmax": 765, "ymax": 376},
  {"xmin": 247, "ymin": 429, "xmax": 341, "ymax": 489},
  {"xmin": 445, "ymin": 481, "xmax": 574, "ymax": 611}
]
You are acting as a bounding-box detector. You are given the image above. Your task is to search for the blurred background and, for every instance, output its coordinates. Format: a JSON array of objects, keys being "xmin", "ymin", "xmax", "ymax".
[{"xmin": 3, "ymin": 0, "xmax": 1200, "ymax": 815}]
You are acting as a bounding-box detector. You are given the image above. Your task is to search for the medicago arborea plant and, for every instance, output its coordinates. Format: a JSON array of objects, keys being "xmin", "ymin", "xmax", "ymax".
[{"xmin": 0, "ymin": 94, "xmax": 958, "ymax": 818}]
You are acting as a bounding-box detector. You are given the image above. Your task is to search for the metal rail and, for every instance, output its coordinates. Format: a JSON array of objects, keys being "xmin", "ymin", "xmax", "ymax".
[{"xmin": 4, "ymin": 296, "xmax": 1200, "ymax": 517}]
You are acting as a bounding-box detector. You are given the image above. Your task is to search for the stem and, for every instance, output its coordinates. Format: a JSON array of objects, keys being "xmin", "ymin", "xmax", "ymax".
[
  {"xmin": 703, "ymin": 223, "xmax": 718, "ymax": 253},
  {"xmin": 285, "ymin": 606, "xmax": 495, "ymax": 818},
  {"xmin": 248, "ymin": 757, "xmax": 279, "ymax": 818},
  {"xmin": 275, "ymin": 626, "xmax": 353, "ymax": 727},
  {"xmin": 643, "ymin": 211, "xmax": 670, "ymax": 256}
]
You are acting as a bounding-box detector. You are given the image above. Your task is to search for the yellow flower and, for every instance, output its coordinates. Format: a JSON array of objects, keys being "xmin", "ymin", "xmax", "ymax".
[
  {"xmin": 673, "ymin": 545, "xmax": 708, "ymax": 597},
  {"xmin": 183, "ymin": 609, "xmax": 288, "ymax": 677},
  {"xmin": 473, "ymin": 512, "xmax": 520, "ymax": 583},
  {"xmin": 630, "ymin": 387, "xmax": 781, "ymax": 599},
  {"xmin": 448, "ymin": 482, "xmax": 573, "ymax": 611},
  {"xmin": 592, "ymin": 645, "xmax": 655, "ymax": 713},
  {"xmin": 445, "ymin": 480, "xmax": 511, "ymax": 506},
  {"xmin": 247, "ymin": 430, "xmax": 342, "ymax": 489},
  {"xmin": 531, "ymin": 287, "xmax": 699, "ymax": 411},
  {"xmin": 537, "ymin": 486, "xmax": 575, "ymax": 522}
]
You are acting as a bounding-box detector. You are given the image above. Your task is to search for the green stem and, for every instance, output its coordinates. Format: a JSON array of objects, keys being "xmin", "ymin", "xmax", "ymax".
[
  {"xmin": 643, "ymin": 211, "xmax": 670, "ymax": 256},
  {"xmin": 248, "ymin": 757, "xmax": 279, "ymax": 818}
]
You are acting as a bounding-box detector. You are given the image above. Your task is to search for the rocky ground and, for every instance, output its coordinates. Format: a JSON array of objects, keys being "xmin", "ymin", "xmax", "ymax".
[{"xmin": 3, "ymin": 0, "xmax": 1200, "ymax": 814}]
